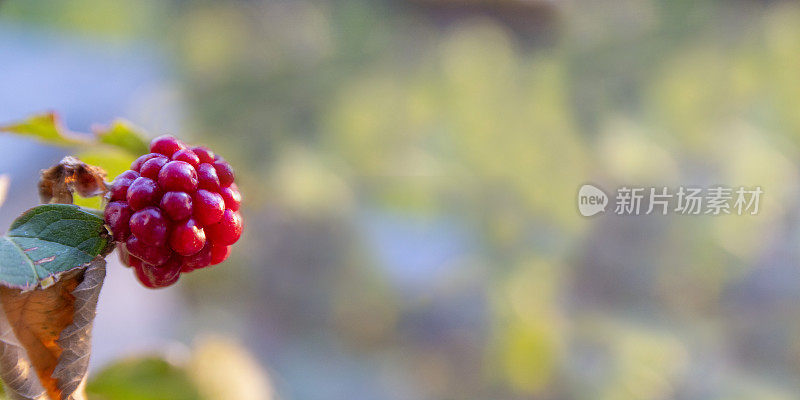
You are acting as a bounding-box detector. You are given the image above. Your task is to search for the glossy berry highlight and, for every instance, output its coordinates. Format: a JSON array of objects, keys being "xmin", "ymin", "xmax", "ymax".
[{"xmin": 105, "ymin": 135, "xmax": 242, "ymax": 288}]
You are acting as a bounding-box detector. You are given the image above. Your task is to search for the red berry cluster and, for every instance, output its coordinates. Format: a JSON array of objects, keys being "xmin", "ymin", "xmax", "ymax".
[{"xmin": 104, "ymin": 135, "xmax": 242, "ymax": 288}]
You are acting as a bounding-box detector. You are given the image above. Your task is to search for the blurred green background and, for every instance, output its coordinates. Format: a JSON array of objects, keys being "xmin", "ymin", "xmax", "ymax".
[{"xmin": 3, "ymin": 0, "xmax": 800, "ymax": 399}]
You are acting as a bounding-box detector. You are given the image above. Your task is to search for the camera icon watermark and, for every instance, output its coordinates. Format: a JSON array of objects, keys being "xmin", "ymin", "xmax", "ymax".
[{"xmin": 577, "ymin": 184, "xmax": 762, "ymax": 217}]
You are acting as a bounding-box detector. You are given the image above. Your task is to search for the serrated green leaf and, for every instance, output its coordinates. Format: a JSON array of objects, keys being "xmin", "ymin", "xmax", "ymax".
[
  {"xmin": 0, "ymin": 205, "xmax": 110, "ymax": 289},
  {"xmin": 0, "ymin": 112, "xmax": 86, "ymax": 147},
  {"xmin": 95, "ymin": 120, "xmax": 150, "ymax": 156}
]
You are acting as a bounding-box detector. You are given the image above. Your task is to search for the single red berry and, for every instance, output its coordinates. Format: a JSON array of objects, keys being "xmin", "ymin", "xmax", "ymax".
[
  {"xmin": 213, "ymin": 160, "xmax": 235, "ymax": 187},
  {"xmin": 131, "ymin": 153, "xmax": 161, "ymax": 171},
  {"xmin": 118, "ymin": 244, "xmax": 143, "ymax": 269},
  {"xmin": 160, "ymin": 191, "xmax": 193, "ymax": 221},
  {"xmin": 126, "ymin": 235, "xmax": 170, "ymax": 266},
  {"xmin": 117, "ymin": 170, "xmax": 141, "ymax": 181},
  {"xmin": 140, "ymin": 155, "xmax": 169, "ymax": 179},
  {"xmin": 127, "ymin": 177, "xmax": 160, "ymax": 210},
  {"xmin": 109, "ymin": 170, "xmax": 139, "ymax": 201},
  {"xmin": 181, "ymin": 243, "xmax": 212, "ymax": 272},
  {"xmin": 206, "ymin": 209, "xmax": 242, "ymax": 245},
  {"xmin": 127, "ymin": 254, "xmax": 144, "ymax": 270},
  {"xmin": 192, "ymin": 146, "xmax": 215, "ymax": 163},
  {"xmin": 196, "ymin": 163, "xmax": 220, "ymax": 191},
  {"xmin": 172, "ymin": 149, "xmax": 200, "ymax": 167},
  {"xmin": 158, "ymin": 161, "xmax": 198, "ymax": 192},
  {"xmin": 134, "ymin": 257, "xmax": 181, "ymax": 288},
  {"xmin": 169, "ymin": 218, "xmax": 206, "ymax": 256},
  {"xmin": 104, "ymin": 201, "xmax": 132, "ymax": 240},
  {"xmin": 130, "ymin": 258, "xmax": 144, "ymax": 270},
  {"xmin": 220, "ymin": 184, "xmax": 241, "ymax": 211},
  {"xmin": 209, "ymin": 242, "xmax": 231, "ymax": 265},
  {"xmin": 150, "ymin": 135, "xmax": 185, "ymax": 156},
  {"xmin": 118, "ymin": 244, "xmax": 132, "ymax": 267},
  {"xmin": 193, "ymin": 189, "xmax": 225, "ymax": 225},
  {"xmin": 129, "ymin": 207, "xmax": 168, "ymax": 246}
]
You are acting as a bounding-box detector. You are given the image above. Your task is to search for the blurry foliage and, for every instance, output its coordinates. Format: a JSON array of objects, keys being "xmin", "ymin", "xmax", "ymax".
[
  {"xmin": 0, "ymin": 113, "xmax": 83, "ymax": 147},
  {"xmin": 87, "ymin": 357, "xmax": 201, "ymax": 400},
  {"xmin": 94, "ymin": 121, "xmax": 150, "ymax": 156},
  {"xmin": 187, "ymin": 336, "xmax": 273, "ymax": 400},
  {"xmin": 0, "ymin": 0, "xmax": 168, "ymax": 39},
  {"xmin": 0, "ymin": 113, "xmax": 143, "ymax": 208},
  {"xmin": 85, "ymin": 336, "xmax": 272, "ymax": 400},
  {"xmin": 4, "ymin": 0, "xmax": 800, "ymax": 399}
]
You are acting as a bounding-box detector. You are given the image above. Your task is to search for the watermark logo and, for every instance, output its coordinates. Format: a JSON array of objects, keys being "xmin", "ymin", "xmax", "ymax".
[
  {"xmin": 578, "ymin": 185, "xmax": 763, "ymax": 216},
  {"xmin": 578, "ymin": 184, "xmax": 608, "ymax": 216}
]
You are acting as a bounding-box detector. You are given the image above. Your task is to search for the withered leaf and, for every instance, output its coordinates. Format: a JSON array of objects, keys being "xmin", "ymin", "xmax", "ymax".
[
  {"xmin": 0, "ymin": 258, "xmax": 105, "ymax": 400},
  {"xmin": 0, "ymin": 306, "xmax": 47, "ymax": 400},
  {"xmin": 38, "ymin": 157, "xmax": 107, "ymax": 205}
]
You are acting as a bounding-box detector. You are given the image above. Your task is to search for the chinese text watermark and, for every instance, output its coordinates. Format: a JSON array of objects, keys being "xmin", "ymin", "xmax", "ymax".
[{"xmin": 577, "ymin": 184, "xmax": 762, "ymax": 217}]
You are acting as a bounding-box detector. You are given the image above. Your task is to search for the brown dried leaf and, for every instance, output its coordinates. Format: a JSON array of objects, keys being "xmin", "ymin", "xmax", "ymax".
[
  {"xmin": 39, "ymin": 157, "xmax": 107, "ymax": 204},
  {"xmin": 52, "ymin": 259, "xmax": 105, "ymax": 398},
  {"xmin": 0, "ymin": 258, "xmax": 106, "ymax": 400},
  {"xmin": 0, "ymin": 311, "xmax": 47, "ymax": 400}
]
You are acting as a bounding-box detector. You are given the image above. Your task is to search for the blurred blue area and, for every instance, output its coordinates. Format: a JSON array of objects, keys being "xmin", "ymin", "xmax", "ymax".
[
  {"xmin": 360, "ymin": 210, "xmax": 470, "ymax": 292},
  {"xmin": 0, "ymin": 22, "xmax": 173, "ymax": 131}
]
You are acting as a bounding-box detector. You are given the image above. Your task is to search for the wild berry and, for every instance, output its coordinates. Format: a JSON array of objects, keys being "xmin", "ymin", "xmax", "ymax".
[
  {"xmin": 220, "ymin": 184, "xmax": 241, "ymax": 211},
  {"xmin": 129, "ymin": 207, "xmax": 168, "ymax": 247},
  {"xmin": 140, "ymin": 155, "xmax": 169, "ymax": 179},
  {"xmin": 172, "ymin": 149, "xmax": 200, "ymax": 167},
  {"xmin": 170, "ymin": 218, "xmax": 206, "ymax": 256},
  {"xmin": 104, "ymin": 135, "xmax": 242, "ymax": 288},
  {"xmin": 209, "ymin": 242, "xmax": 231, "ymax": 265},
  {"xmin": 213, "ymin": 160, "xmax": 235, "ymax": 187},
  {"xmin": 191, "ymin": 146, "xmax": 215, "ymax": 163},
  {"xmin": 126, "ymin": 236, "xmax": 170, "ymax": 266},
  {"xmin": 109, "ymin": 170, "xmax": 139, "ymax": 201},
  {"xmin": 206, "ymin": 209, "xmax": 242, "ymax": 245},
  {"xmin": 127, "ymin": 177, "xmax": 160, "ymax": 210},
  {"xmin": 181, "ymin": 243, "xmax": 212, "ymax": 272},
  {"xmin": 131, "ymin": 153, "xmax": 161, "ymax": 171},
  {"xmin": 104, "ymin": 201, "xmax": 132, "ymax": 240},
  {"xmin": 193, "ymin": 190, "xmax": 225, "ymax": 226},
  {"xmin": 120, "ymin": 247, "xmax": 141, "ymax": 269},
  {"xmin": 150, "ymin": 135, "xmax": 185, "ymax": 156},
  {"xmin": 134, "ymin": 256, "xmax": 181, "ymax": 288},
  {"xmin": 196, "ymin": 163, "xmax": 220, "ymax": 191},
  {"xmin": 160, "ymin": 191, "xmax": 193, "ymax": 221},
  {"xmin": 158, "ymin": 161, "xmax": 198, "ymax": 192}
]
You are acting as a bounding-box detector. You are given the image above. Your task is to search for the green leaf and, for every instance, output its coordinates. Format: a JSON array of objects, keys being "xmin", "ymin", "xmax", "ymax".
[
  {"xmin": 74, "ymin": 148, "xmax": 137, "ymax": 209},
  {"xmin": 78, "ymin": 148, "xmax": 137, "ymax": 181},
  {"xmin": 0, "ymin": 204, "xmax": 111, "ymax": 289},
  {"xmin": 87, "ymin": 357, "xmax": 203, "ymax": 400},
  {"xmin": 94, "ymin": 120, "xmax": 149, "ymax": 156},
  {"xmin": 0, "ymin": 112, "xmax": 85, "ymax": 146}
]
